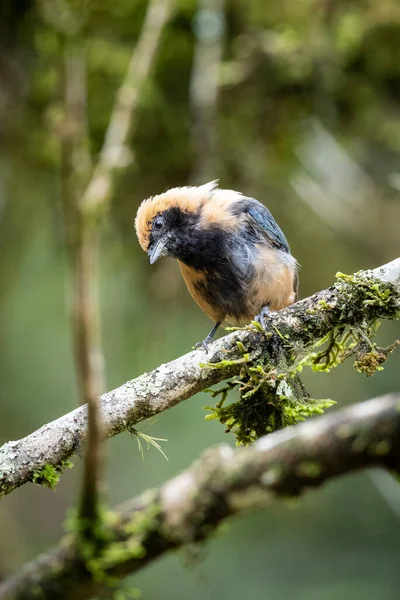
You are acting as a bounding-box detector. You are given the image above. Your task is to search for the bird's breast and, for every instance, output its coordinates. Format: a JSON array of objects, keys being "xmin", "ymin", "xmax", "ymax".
[{"xmin": 178, "ymin": 260, "xmax": 247, "ymax": 323}]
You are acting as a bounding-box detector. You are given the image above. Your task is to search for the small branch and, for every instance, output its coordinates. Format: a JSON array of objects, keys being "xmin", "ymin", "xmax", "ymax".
[
  {"xmin": 80, "ymin": 0, "xmax": 174, "ymax": 217},
  {"xmin": 1, "ymin": 394, "xmax": 400, "ymax": 600},
  {"xmin": 61, "ymin": 34, "xmax": 105, "ymax": 533},
  {"xmin": 189, "ymin": 0, "xmax": 225, "ymax": 183},
  {"xmin": 73, "ymin": 224, "xmax": 105, "ymax": 528},
  {"xmin": 367, "ymin": 469, "xmax": 400, "ymax": 521},
  {"xmin": 0, "ymin": 258, "xmax": 399, "ymax": 498}
]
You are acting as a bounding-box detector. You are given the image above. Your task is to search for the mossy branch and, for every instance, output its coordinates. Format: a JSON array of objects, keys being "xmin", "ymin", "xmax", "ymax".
[
  {"xmin": 1, "ymin": 393, "xmax": 400, "ymax": 600},
  {"xmin": 0, "ymin": 258, "xmax": 399, "ymax": 498},
  {"xmin": 202, "ymin": 267, "xmax": 400, "ymax": 444}
]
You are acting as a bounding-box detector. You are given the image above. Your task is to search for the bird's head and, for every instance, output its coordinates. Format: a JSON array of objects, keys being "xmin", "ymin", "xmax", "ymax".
[{"xmin": 135, "ymin": 180, "xmax": 241, "ymax": 265}]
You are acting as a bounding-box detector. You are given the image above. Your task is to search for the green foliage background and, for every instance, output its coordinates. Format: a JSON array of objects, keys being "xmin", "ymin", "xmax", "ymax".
[{"xmin": 0, "ymin": 0, "xmax": 399, "ymax": 597}]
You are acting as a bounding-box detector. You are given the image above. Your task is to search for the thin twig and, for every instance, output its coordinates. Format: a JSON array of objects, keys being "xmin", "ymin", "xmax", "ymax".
[
  {"xmin": 61, "ymin": 33, "xmax": 104, "ymax": 531},
  {"xmin": 368, "ymin": 469, "xmax": 400, "ymax": 522},
  {"xmin": 1, "ymin": 394, "xmax": 400, "ymax": 600},
  {"xmin": 189, "ymin": 0, "xmax": 225, "ymax": 183},
  {"xmin": 80, "ymin": 0, "xmax": 175, "ymax": 217}
]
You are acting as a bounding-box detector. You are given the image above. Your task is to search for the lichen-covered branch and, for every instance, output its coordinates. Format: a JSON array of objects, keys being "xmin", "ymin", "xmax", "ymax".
[
  {"xmin": 0, "ymin": 258, "xmax": 399, "ymax": 498},
  {"xmin": 1, "ymin": 393, "xmax": 399, "ymax": 600}
]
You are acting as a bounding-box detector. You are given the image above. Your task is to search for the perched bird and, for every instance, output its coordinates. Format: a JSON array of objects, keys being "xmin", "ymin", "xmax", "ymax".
[{"xmin": 135, "ymin": 181, "xmax": 298, "ymax": 350}]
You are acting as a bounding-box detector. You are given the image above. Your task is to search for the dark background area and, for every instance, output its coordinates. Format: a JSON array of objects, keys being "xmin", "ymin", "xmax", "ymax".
[{"xmin": 0, "ymin": 0, "xmax": 399, "ymax": 597}]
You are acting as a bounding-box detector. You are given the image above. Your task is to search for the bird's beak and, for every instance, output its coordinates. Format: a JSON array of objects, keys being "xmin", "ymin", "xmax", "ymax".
[{"xmin": 148, "ymin": 237, "xmax": 168, "ymax": 265}]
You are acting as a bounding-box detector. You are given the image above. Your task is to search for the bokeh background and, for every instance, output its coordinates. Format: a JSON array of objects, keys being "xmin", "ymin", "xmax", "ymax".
[{"xmin": 1, "ymin": 0, "xmax": 400, "ymax": 598}]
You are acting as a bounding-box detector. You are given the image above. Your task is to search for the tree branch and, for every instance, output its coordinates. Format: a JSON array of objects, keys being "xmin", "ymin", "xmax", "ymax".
[
  {"xmin": 1, "ymin": 393, "xmax": 399, "ymax": 600},
  {"xmin": 60, "ymin": 30, "xmax": 105, "ymax": 534},
  {"xmin": 80, "ymin": 0, "xmax": 174, "ymax": 217},
  {"xmin": 0, "ymin": 258, "xmax": 399, "ymax": 498},
  {"xmin": 189, "ymin": 0, "xmax": 225, "ymax": 183}
]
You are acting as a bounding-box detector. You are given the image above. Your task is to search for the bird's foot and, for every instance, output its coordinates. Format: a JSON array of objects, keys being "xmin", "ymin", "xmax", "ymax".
[
  {"xmin": 194, "ymin": 336, "xmax": 212, "ymax": 353},
  {"xmin": 255, "ymin": 306, "xmax": 271, "ymax": 330},
  {"xmin": 193, "ymin": 321, "xmax": 221, "ymax": 353}
]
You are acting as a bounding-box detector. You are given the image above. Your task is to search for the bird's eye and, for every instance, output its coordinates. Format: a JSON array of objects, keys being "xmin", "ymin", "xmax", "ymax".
[{"xmin": 153, "ymin": 216, "xmax": 164, "ymax": 231}]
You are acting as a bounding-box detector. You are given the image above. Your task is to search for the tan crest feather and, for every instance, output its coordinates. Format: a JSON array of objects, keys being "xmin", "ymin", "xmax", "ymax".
[{"xmin": 134, "ymin": 181, "xmax": 219, "ymax": 251}]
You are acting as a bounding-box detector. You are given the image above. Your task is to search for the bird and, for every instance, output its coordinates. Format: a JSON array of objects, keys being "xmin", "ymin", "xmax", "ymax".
[{"xmin": 135, "ymin": 181, "xmax": 298, "ymax": 351}]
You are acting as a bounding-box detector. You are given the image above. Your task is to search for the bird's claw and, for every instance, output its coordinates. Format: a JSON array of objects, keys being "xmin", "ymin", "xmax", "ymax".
[
  {"xmin": 255, "ymin": 306, "xmax": 271, "ymax": 330},
  {"xmin": 193, "ymin": 321, "xmax": 220, "ymax": 353},
  {"xmin": 194, "ymin": 339, "xmax": 210, "ymax": 353}
]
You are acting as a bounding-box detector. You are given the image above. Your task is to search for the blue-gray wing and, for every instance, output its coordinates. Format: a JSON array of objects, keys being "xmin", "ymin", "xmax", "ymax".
[
  {"xmin": 244, "ymin": 198, "xmax": 298, "ymax": 298},
  {"xmin": 241, "ymin": 198, "xmax": 290, "ymax": 252},
  {"xmin": 228, "ymin": 196, "xmax": 298, "ymax": 298}
]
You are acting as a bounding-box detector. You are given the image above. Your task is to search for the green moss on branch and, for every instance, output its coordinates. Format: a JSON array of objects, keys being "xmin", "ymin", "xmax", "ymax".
[
  {"xmin": 32, "ymin": 459, "xmax": 73, "ymax": 491},
  {"xmin": 203, "ymin": 271, "xmax": 400, "ymax": 444}
]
